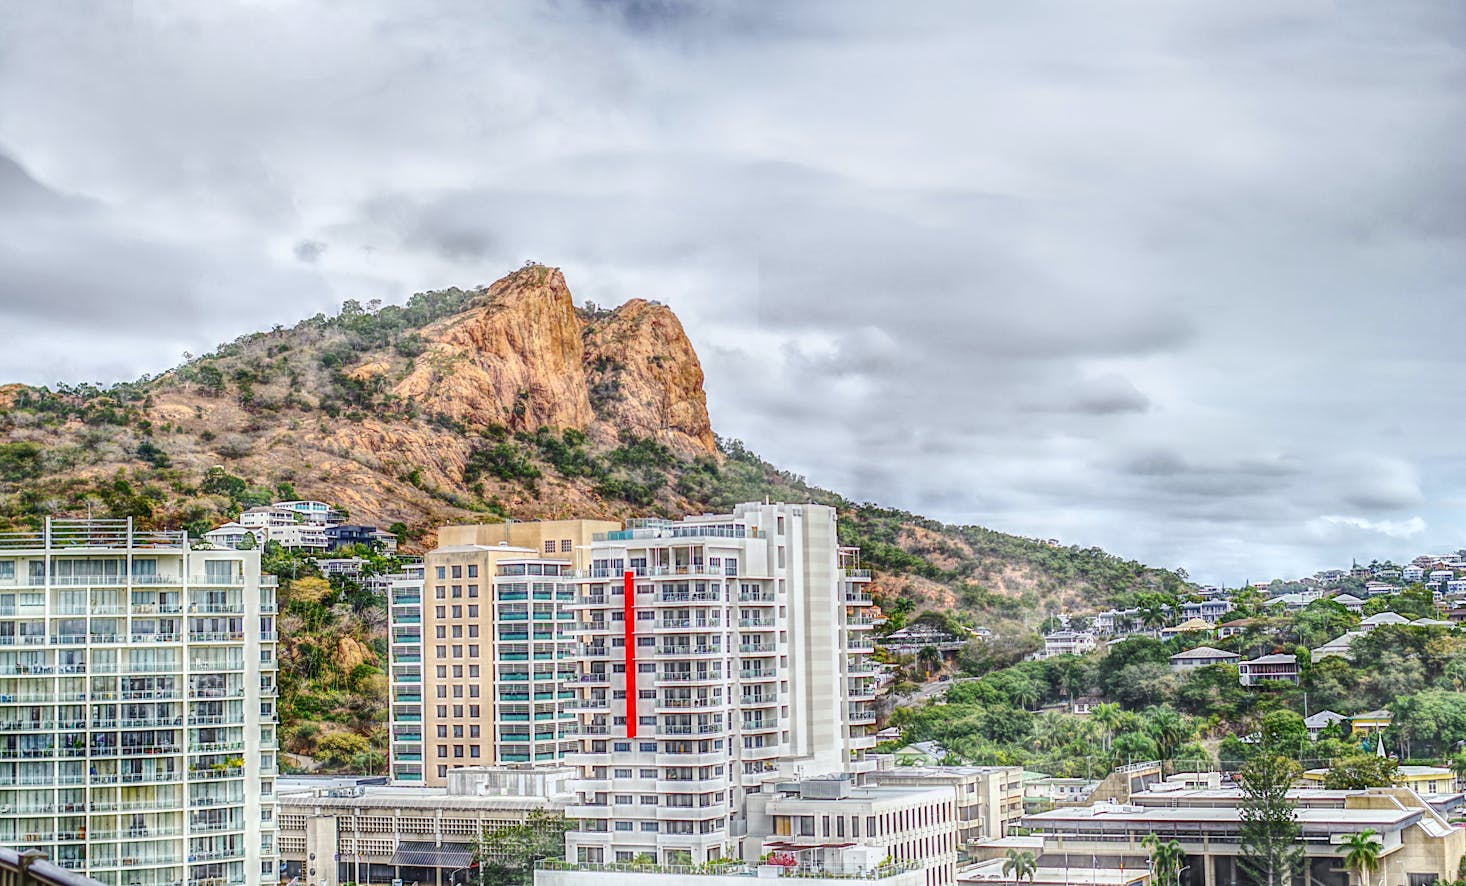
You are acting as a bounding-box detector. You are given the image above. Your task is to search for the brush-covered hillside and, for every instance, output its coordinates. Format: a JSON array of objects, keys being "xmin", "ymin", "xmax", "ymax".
[{"xmin": 0, "ymin": 263, "xmax": 1186, "ymax": 766}]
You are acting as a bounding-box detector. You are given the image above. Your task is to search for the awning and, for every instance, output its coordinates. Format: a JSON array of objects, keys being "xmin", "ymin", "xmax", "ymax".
[{"xmin": 389, "ymin": 842, "xmax": 474, "ymax": 868}]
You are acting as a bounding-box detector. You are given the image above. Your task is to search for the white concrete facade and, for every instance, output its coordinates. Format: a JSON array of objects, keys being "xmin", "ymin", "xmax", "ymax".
[
  {"xmin": 0, "ymin": 517, "xmax": 279, "ymax": 886},
  {"xmin": 564, "ymin": 503, "xmax": 876, "ymax": 867}
]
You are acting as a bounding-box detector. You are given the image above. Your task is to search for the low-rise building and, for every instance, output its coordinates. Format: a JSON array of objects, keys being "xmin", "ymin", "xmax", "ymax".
[
  {"xmin": 867, "ymin": 766, "xmax": 1025, "ymax": 851},
  {"xmin": 279, "ymin": 766, "xmax": 575, "ymax": 886},
  {"xmin": 1011, "ymin": 786, "xmax": 1466, "ymax": 886},
  {"xmin": 1023, "ymin": 777, "xmax": 1101, "ymax": 810},
  {"xmin": 746, "ymin": 776, "xmax": 960, "ymax": 886},
  {"xmin": 317, "ymin": 556, "xmax": 368, "ymax": 578},
  {"xmin": 1329, "ymin": 593, "xmax": 1365, "ymax": 612},
  {"xmin": 1402, "ymin": 565, "xmax": 1426, "ymax": 582},
  {"xmin": 1168, "ymin": 646, "xmax": 1239, "ymax": 671},
  {"xmin": 1237, "ymin": 653, "xmax": 1299, "ymax": 686},
  {"xmin": 1030, "ymin": 631, "xmax": 1097, "ymax": 660}
]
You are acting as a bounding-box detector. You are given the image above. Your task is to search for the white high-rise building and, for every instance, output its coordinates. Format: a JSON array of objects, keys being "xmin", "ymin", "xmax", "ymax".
[
  {"xmin": 563, "ymin": 502, "xmax": 876, "ymax": 867},
  {"xmin": 0, "ymin": 518, "xmax": 279, "ymax": 886}
]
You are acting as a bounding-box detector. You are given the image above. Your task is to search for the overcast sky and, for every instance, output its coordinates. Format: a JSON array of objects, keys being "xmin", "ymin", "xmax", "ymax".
[{"xmin": 2, "ymin": 1, "xmax": 1463, "ymax": 584}]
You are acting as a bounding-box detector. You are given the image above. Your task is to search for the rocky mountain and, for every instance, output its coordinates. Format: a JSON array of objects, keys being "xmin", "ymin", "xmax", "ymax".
[{"xmin": 0, "ymin": 263, "xmax": 1183, "ymax": 618}]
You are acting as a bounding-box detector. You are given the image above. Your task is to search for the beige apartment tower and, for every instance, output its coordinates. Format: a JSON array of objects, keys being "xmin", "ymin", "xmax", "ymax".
[{"xmin": 389, "ymin": 520, "xmax": 617, "ymax": 785}]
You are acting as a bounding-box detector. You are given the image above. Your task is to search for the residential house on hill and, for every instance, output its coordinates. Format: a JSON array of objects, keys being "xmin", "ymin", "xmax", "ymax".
[
  {"xmin": 1302, "ymin": 710, "xmax": 1347, "ymax": 739},
  {"xmin": 1352, "ymin": 710, "xmax": 1393, "ymax": 736},
  {"xmin": 1238, "ymin": 653, "xmax": 1299, "ymax": 686},
  {"xmin": 1216, "ymin": 618, "xmax": 1254, "ymax": 638},
  {"xmin": 1361, "ymin": 611, "xmax": 1410, "ymax": 631},
  {"xmin": 1169, "ymin": 646, "xmax": 1240, "ymax": 672}
]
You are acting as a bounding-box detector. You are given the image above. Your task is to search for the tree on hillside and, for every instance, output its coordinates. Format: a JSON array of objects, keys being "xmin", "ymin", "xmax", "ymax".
[
  {"xmin": 1092, "ymin": 702, "xmax": 1122, "ymax": 752},
  {"xmin": 1339, "ymin": 829, "xmax": 1381, "ymax": 886},
  {"xmin": 1237, "ymin": 752, "xmax": 1305, "ymax": 886}
]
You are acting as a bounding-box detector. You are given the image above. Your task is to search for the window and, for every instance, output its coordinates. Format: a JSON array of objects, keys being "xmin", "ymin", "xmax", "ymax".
[
  {"xmin": 436, "ymin": 666, "xmax": 447, "ymax": 678},
  {"xmin": 436, "ymin": 626, "xmax": 446, "ymax": 639},
  {"xmin": 614, "ymin": 795, "xmax": 632, "ymax": 805},
  {"xmin": 452, "ymin": 585, "xmax": 462, "ymax": 598},
  {"xmin": 468, "ymin": 605, "xmax": 479, "ymax": 617},
  {"xmin": 469, "ymin": 685, "xmax": 479, "ymax": 698},
  {"xmin": 469, "ymin": 725, "xmax": 480, "ymax": 737},
  {"xmin": 640, "ymin": 822, "xmax": 658, "ymax": 832},
  {"xmin": 453, "ymin": 725, "xmax": 463, "ymax": 737},
  {"xmin": 435, "ymin": 586, "xmax": 446, "ymax": 599},
  {"xmin": 468, "ymin": 585, "xmax": 478, "ymax": 598},
  {"xmin": 437, "ymin": 745, "xmax": 447, "ymax": 756},
  {"xmin": 614, "ymin": 769, "xmax": 632, "ymax": 778},
  {"xmin": 544, "ymin": 541, "xmax": 556, "ymax": 554},
  {"xmin": 560, "ymin": 539, "xmax": 573, "ymax": 553},
  {"xmin": 436, "ymin": 706, "xmax": 447, "ymax": 717},
  {"xmin": 613, "ymin": 742, "xmax": 631, "ymax": 752},
  {"xmin": 468, "ymin": 645, "xmax": 479, "ymax": 657},
  {"xmin": 452, "ymin": 606, "xmax": 462, "ymax": 618},
  {"xmin": 468, "ymin": 625, "xmax": 479, "ymax": 638},
  {"xmin": 640, "ymin": 742, "xmax": 657, "ymax": 752},
  {"xmin": 640, "ymin": 769, "xmax": 657, "ymax": 778},
  {"xmin": 437, "ymin": 726, "xmax": 448, "ymax": 738},
  {"xmin": 436, "ymin": 567, "xmax": 446, "ymax": 580},
  {"xmin": 470, "ymin": 746, "xmax": 480, "ymax": 758},
  {"xmin": 614, "ymin": 822, "xmax": 633, "ymax": 831},
  {"xmin": 451, "ymin": 566, "xmax": 462, "ymax": 579},
  {"xmin": 467, "ymin": 565, "xmax": 478, "ymax": 578}
]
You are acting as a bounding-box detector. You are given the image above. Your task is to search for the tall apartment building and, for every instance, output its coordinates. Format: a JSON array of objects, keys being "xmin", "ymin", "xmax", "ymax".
[
  {"xmin": 563, "ymin": 502, "xmax": 877, "ymax": 867},
  {"xmin": 0, "ymin": 518, "xmax": 279, "ymax": 886},
  {"xmin": 388, "ymin": 521, "xmax": 618, "ymax": 785}
]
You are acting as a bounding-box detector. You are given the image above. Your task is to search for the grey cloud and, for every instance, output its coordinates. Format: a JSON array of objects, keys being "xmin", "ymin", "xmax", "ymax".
[{"xmin": 293, "ymin": 240, "xmax": 327, "ymax": 263}]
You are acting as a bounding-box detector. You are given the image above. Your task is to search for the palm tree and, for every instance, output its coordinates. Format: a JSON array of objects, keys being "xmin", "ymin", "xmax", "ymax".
[
  {"xmin": 1033, "ymin": 713, "xmax": 1067, "ymax": 752},
  {"xmin": 1144, "ymin": 707, "xmax": 1191, "ymax": 763},
  {"xmin": 1340, "ymin": 829, "xmax": 1381, "ymax": 886},
  {"xmin": 1001, "ymin": 849, "xmax": 1037, "ymax": 884},
  {"xmin": 1142, "ymin": 834, "xmax": 1186, "ymax": 886},
  {"xmin": 1092, "ymin": 702, "xmax": 1122, "ymax": 752},
  {"xmin": 916, "ymin": 645, "xmax": 942, "ymax": 679}
]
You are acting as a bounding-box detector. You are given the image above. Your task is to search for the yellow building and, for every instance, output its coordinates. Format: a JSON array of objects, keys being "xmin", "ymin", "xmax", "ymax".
[
  {"xmin": 1351, "ymin": 709, "xmax": 1393, "ymax": 736},
  {"xmin": 1301, "ymin": 765, "xmax": 1456, "ymax": 795}
]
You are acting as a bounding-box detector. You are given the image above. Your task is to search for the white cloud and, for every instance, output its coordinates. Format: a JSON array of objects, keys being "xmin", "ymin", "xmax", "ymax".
[{"xmin": 0, "ymin": 0, "xmax": 1462, "ymax": 583}]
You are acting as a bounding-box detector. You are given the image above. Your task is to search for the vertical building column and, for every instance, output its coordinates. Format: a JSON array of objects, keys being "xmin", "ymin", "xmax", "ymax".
[{"xmin": 624, "ymin": 570, "xmax": 637, "ymax": 739}]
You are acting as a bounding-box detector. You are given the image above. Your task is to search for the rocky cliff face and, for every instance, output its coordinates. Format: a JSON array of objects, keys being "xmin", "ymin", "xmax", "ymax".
[
  {"xmin": 393, "ymin": 267, "xmax": 597, "ymax": 434},
  {"xmin": 0, "ymin": 264, "xmax": 720, "ymax": 542},
  {"xmin": 393, "ymin": 264, "xmax": 716, "ymax": 455},
  {"xmin": 583, "ymin": 298, "xmax": 717, "ymax": 454}
]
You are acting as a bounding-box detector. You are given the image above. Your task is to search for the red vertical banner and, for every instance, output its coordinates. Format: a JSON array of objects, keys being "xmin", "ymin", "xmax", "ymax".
[{"xmin": 624, "ymin": 569, "xmax": 637, "ymax": 738}]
